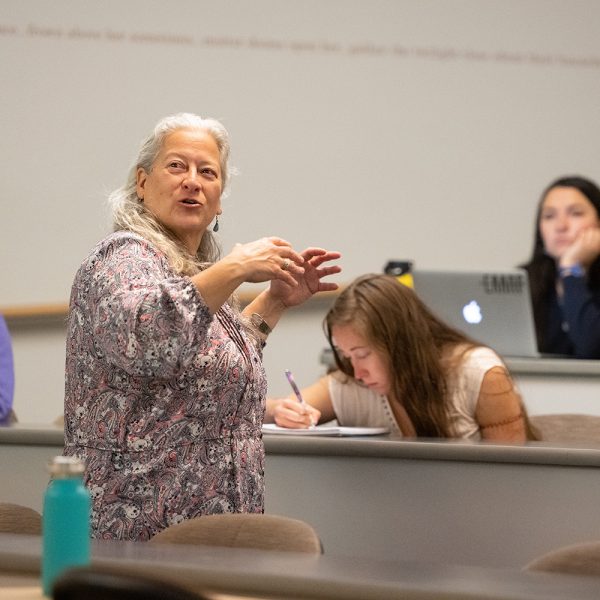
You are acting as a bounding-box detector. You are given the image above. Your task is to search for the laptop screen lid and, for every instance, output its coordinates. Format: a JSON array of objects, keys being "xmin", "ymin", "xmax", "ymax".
[{"xmin": 411, "ymin": 268, "xmax": 539, "ymax": 358}]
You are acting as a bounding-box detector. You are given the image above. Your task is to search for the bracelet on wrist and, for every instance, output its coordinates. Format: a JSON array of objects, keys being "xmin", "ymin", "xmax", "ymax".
[
  {"xmin": 558, "ymin": 263, "xmax": 585, "ymax": 279},
  {"xmin": 250, "ymin": 313, "xmax": 272, "ymax": 336}
]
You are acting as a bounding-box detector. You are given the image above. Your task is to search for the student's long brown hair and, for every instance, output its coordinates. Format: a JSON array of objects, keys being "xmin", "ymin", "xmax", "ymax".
[{"xmin": 325, "ymin": 274, "xmax": 524, "ymax": 438}]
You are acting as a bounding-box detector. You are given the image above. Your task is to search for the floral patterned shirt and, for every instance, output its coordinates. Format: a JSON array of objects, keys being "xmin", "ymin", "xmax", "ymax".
[{"xmin": 64, "ymin": 231, "xmax": 266, "ymax": 540}]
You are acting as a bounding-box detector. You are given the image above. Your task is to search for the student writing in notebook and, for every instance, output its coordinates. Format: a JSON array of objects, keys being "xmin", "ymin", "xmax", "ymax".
[
  {"xmin": 521, "ymin": 175, "xmax": 600, "ymax": 359},
  {"xmin": 266, "ymin": 274, "xmax": 537, "ymax": 441}
]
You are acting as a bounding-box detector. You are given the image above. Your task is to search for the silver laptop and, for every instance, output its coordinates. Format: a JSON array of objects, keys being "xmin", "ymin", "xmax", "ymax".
[{"xmin": 411, "ymin": 268, "xmax": 539, "ymax": 358}]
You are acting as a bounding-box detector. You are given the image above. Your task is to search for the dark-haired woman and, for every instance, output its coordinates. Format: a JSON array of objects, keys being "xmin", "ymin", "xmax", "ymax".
[{"xmin": 521, "ymin": 176, "xmax": 600, "ymax": 358}]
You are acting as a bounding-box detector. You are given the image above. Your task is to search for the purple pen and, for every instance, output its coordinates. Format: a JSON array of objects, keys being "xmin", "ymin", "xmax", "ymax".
[{"xmin": 284, "ymin": 369, "xmax": 315, "ymax": 428}]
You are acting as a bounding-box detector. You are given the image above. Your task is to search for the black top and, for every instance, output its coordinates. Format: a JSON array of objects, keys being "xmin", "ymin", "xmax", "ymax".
[{"xmin": 543, "ymin": 275, "xmax": 600, "ymax": 358}]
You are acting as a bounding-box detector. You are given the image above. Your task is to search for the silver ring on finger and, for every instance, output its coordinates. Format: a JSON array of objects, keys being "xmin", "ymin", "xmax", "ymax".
[{"xmin": 281, "ymin": 259, "xmax": 290, "ymax": 271}]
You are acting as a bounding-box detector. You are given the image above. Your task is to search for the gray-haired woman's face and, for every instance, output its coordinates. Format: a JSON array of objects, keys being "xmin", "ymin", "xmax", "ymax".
[{"xmin": 136, "ymin": 129, "xmax": 223, "ymax": 254}]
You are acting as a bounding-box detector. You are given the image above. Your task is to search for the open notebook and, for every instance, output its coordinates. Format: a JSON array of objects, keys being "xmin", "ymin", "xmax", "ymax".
[
  {"xmin": 412, "ymin": 268, "xmax": 540, "ymax": 358},
  {"xmin": 262, "ymin": 424, "xmax": 389, "ymax": 436}
]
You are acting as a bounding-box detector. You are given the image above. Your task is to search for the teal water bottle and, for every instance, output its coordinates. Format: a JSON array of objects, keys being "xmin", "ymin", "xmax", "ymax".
[{"xmin": 42, "ymin": 456, "xmax": 91, "ymax": 597}]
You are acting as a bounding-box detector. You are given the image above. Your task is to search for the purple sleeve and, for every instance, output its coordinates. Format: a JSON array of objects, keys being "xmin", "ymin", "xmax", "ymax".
[{"xmin": 0, "ymin": 315, "xmax": 15, "ymax": 422}]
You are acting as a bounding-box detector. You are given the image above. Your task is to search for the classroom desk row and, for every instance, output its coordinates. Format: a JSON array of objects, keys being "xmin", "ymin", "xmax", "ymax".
[
  {"xmin": 1, "ymin": 532, "xmax": 599, "ymax": 600},
  {"xmin": 265, "ymin": 434, "xmax": 600, "ymax": 568},
  {"xmin": 3, "ymin": 425, "xmax": 600, "ymax": 570},
  {"xmin": 505, "ymin": 356, "xmax": 600, "ymax": 415},
  {"xmin": 0, "ymin": 574, "xmax": 255, "ymax": 600}
]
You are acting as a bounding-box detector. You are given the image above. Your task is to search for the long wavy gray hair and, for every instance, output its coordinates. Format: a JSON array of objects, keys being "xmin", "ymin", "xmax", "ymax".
[{"xmin": 108, "ymin": 112, "xmax": 231, "ymax": 275}]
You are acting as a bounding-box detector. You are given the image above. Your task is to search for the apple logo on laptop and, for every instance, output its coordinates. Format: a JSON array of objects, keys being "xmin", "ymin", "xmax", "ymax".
[{"xmin": 462, "ymin": 300, "xmax": 482, "ymax": 324}]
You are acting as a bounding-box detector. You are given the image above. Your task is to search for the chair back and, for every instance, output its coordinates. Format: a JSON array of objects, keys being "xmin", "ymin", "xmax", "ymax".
[
  {"xmin": 524, "ymin": 540, "xmax": 600, "ymax": 577},
  {"xmin": 530, "ymin": 413, "xmax": 600, "ymax": 443},
  {"xmin": 149, "ymin": 513, "xmax": 323, "ymax": 554},
  {"xmin": 0, "ymin": 502, "xmax": 42, "ymax": 535}
]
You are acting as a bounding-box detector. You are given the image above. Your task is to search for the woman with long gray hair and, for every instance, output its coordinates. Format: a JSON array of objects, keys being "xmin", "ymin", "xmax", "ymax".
[{"xmin": 64, "ymin": 112, "xmax": 341, "ymax": 540}]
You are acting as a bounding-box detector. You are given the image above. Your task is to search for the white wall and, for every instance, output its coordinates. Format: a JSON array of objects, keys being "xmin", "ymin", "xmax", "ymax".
[
  {"xmin": 3, "ymin": 0, "xmax": 600, "ymax": 422},
  {"xmin": 10, "ymin": 319, "xmax": 67, "ymax": 423}
]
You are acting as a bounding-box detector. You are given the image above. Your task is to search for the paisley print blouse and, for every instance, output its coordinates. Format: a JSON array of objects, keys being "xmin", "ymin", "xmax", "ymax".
[{"xmin": 64, "ymin": 231, "xmax": 266, "ymax": 541}]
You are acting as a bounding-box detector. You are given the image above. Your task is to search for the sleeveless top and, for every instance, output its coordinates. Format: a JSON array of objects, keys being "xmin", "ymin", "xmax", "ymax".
[{"xmin": 329, "ymin": 346, "xmax": 505, "ymax": 439}]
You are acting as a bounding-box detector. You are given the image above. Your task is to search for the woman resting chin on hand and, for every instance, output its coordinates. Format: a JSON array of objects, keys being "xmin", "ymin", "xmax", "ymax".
[{"xmin": 522, "ymin": 176, "xmax": 600, "ymax": 359}]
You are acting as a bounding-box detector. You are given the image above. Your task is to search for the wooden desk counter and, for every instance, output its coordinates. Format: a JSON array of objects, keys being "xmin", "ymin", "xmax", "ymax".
[
  {"xmin": 505, "ymin": 356, "xmax": 600, "ymax": 376},
  {"xmin": 4, "ymin": 425, "xmax": 600, "ymax": 569},
  {"xmin": 264, "ymin": 432, "xmax": 600, "ymax": 463},
  {"xmin": 504, "ymin": 356, "xmax": 600, "ymax": 415},
  {"xmin": 1, "ymin": 533, "xmax": 599, "ymax": 600},
  {"xmin": 263, "ymin": 434, "xmax": 600, "ymax": 568}
]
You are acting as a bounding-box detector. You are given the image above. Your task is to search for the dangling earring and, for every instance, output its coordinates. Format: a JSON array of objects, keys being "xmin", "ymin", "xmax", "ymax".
[{"xmin": 213, "ymin": 215, "xmax": 220, "ymax": 232}]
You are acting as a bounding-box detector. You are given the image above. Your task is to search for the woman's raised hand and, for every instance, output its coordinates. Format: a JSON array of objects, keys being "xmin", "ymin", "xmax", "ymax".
[
  {"xmin": 269, "ymin": 247, "xmax": 342, "ymax": 308},
  {"xmin": 227, "ymin": 237, "xmax": 306, "ymax": 287}
]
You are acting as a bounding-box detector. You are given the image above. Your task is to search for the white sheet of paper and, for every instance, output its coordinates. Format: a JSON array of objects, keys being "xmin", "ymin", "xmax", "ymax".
[{"xmin": 261, "ymin": 424, "xmax": 389, "ymax": 436}]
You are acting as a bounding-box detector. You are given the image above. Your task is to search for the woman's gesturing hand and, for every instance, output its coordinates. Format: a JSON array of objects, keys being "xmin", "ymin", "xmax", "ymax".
[
  {"xmin": 227, "ymin": 237, "xmax": 306, "ymax": 287},
  {"xmin": 268, "ymin": 247, "xmax": 342, "ymax": 307}
]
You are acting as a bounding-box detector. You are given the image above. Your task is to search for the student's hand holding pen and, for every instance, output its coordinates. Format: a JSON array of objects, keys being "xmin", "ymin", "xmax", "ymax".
[
  {"xmin": 265, "ymin": 374, "xmax": 332, "ymax": 428},
  {"xmin": 284, "ymin": 369, "xmax": 318, "ymax": 429},
  {"xmin": 270, "ymin": 397, "xmax": 321, "ymax": 429}
]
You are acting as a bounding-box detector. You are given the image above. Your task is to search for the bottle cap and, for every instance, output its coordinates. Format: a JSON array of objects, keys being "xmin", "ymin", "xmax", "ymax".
[
  {"xmin": 48, "ymin": 456, "xmax": 85, "ymax": 478},
  {"xmin": 384, "ymin": 260, "xmax": 415, "ymax": 288},
  {"xmin": 384, "ymin": 260, "xmax": 413, "ymax": 276}
]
